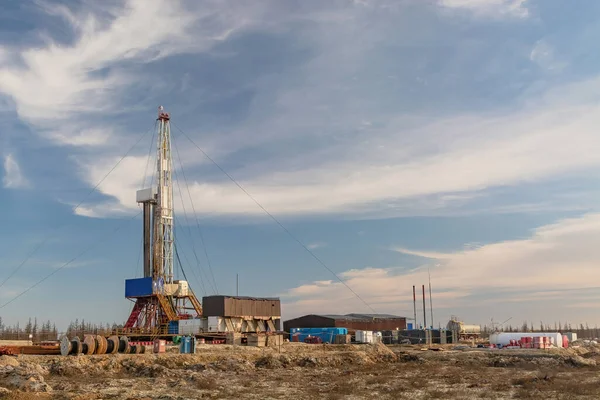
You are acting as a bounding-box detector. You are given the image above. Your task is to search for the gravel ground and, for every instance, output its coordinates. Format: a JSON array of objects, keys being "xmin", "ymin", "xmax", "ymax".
[{"xmin": 1, "ymin": 343, "xmax": 600, "ymax": 399}]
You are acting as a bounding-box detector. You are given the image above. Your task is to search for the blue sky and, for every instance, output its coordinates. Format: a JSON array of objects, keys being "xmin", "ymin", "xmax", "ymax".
[{"xmin": 2, "ymin": 0, "xmax": 600, "ymax": 331}]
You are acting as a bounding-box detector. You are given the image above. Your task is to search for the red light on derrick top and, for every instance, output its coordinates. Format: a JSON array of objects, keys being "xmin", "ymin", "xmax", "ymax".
[{"xmin": 157, "ymin": 105, "xmax": 170, "ymax": 121}]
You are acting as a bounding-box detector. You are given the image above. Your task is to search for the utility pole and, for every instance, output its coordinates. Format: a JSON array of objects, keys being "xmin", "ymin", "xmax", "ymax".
[{"xmin": 236, "ymin": 273, "xmax": 239, "ymax": 296}]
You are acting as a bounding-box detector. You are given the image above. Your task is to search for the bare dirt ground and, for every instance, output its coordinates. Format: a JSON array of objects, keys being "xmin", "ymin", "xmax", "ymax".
[{"xmin": 2, "ymin": 342, "xmax": 600, "ymax": 399}]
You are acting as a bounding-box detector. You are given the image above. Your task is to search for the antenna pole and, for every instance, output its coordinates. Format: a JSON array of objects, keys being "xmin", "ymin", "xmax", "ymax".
[{"xmin": 236, "ymin": 273, "xmax": 239, "ymax": 296}]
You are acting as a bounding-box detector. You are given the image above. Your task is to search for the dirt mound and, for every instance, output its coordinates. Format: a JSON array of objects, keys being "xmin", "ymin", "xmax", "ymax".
[
  {"xmin": 0, "ymin": 356, "xmax": 19, "ymax": 367},
  {"xmin": 372, "ymin": 343, "xmax": 397, "ymax": 362},
  {"xmin": 255, "ymin": 355, "xmax": 282, "ymax": 369},
  {"xmin": 0, "ymin": 363, "xmax": 51, "ymax": 393},
  {"xmin": 564, "ymin": 355, "xmax": 597, "ymax": 367}
]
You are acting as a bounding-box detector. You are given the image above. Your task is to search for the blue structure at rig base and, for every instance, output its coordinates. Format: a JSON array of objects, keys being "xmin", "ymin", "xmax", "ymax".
[{"xmin": 125, "ymin": 277, "xmax": 153, "ymax": 297}]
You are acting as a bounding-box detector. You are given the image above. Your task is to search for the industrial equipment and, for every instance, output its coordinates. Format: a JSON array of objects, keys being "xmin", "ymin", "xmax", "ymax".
[
  {"xmin": 446, "ymin": 316, "xmax": 481, "ymax": 340},
  {"xmin": 123, "ymin": 107, "xmax": 202, "ymax": 333}
]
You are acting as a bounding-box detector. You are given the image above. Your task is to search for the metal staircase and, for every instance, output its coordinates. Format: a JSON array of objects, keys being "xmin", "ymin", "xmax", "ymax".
[{"xmin": 157, "ymin": 294, "xmax": 178, "ymax": 321}]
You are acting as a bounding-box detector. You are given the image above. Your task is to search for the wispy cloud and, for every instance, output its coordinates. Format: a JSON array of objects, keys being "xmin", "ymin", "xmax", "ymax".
[
  {"xmin": 0, "ymin": 0, "xmax": 253, "ymax": 147},
  {"xmin": 307, "ymin": 242, "xmax": 327, "ymax": 250},
  {"xmin": 530, "ymin": 39, "xmax": 567, "ymax": 72},
  {"xmin": 2, "ymin": 0, "xmax": 599, "ymax": 222},
  {"xmin": 282, "ymin": 212, "xmax": 600, "ymax": 323},
  {"xmin": 2, "ymin": 154, "xmax": 29, "ymax": 189},
  {"xmin": 438, "ymin": 0, "xmax": 529, "ymax": 18},
  {"xmin": 68, "ymin": 76, "xmax": 600, "ymax": 219}
]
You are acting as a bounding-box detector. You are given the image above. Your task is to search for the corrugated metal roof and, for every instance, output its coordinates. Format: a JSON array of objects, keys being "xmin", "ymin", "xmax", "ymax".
[
  {"xmin": 202, "ymin": 295, "xmax": 280, "ymax": 301},
  {"xmin": 347, "ymin": 313, "xmax": 405, "ymax": 319},
  {"xmin": 314, "ymin": 313, "xmax": 406, "ymax": 320}
]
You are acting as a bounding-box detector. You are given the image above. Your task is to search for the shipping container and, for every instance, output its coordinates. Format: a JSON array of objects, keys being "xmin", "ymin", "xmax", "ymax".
[
  {"xmin": 202, "ymin": 295, "xmax": 281, "ymax": 317},
  {"xmin": 355, "ymin": 330, "xmax": 375, "ymax": 343},
  {"xmin": 125, "ymin": 277, "xmax": 153, "ymax": 297},
  {"xmin": 178, "ymin": 319, "xmax": 204, "ymax": 335},
  {"xmin": 290, "ymin": 327, "xmax": 348, "ymax": 335},
  {"xmin": 289, "ymin": 327, "xmax": 347, "ymax": 343},
  {"xmin": 168, "ymin": 321, "xmax": 179, "ymax": 334}
]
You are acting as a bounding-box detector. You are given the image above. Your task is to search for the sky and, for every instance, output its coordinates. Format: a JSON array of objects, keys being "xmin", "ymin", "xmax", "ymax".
[{"xmin": 2, "ymin": 0, "xmax": 600, "ymax": 331}]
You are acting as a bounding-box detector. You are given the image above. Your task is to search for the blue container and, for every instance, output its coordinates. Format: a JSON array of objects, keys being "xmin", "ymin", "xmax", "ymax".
[
  {"xmin": 125, "ymin": 277, "xmax": 153, "ymax": 297},
  {"xmin": 291, "ymin": 327, "xmax": 349, "ymax": 343},
  {"xmin": 179, "ymin": 336, "xmax": 191, "ymax": 354},
  {"xmin": 168, "ymin": 321, "xmax": 179, "ymax": 334},
  {"xmin": 407, "ymin": 323, "xmax": 413, "ymax": 330}
]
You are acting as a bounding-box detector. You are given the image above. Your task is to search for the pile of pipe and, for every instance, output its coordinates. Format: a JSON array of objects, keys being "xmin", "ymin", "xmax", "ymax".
[{"xmin": 60, "ymin": 335, "xmax": 145, "ymax": 356}]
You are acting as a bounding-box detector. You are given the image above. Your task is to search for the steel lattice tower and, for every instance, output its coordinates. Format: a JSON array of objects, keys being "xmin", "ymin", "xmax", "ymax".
[
  {"xmin": 122, "ymin": 106, "xmax": 203, "ymax": 335},
  {"xmin": 153, "ymin": 106, "xmax": 174, "ymax": 284}
]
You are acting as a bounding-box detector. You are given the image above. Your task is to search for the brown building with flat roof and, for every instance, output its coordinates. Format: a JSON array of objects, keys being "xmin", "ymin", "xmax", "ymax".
[
  {"xmin": 284, "ymin": 313, "xmax": 407, "ymax": 334},
  {"xmin": 202, "ymin": 295, "xmax": 281, "ymax": 317}
]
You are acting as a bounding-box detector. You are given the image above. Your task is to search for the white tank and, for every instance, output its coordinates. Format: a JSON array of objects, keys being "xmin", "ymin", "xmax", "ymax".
[
  {"xmin": 447, "ymin": 320, "xmax": 481, "ymax": 334},
  {"xmin": 489, "ymin": 332, "xmax": 563, "ymax": 348}
]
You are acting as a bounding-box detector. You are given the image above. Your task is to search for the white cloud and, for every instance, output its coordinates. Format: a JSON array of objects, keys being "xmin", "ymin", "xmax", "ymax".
[
  {"xmin": 2, "ymin": 0, "xmax": 598, "ymax": 220},
  {"xmin": 282, "ymin": 212, "xmax": 600, "ymax": 324},
  {"xmin": 529, "ymin": 39, "xmax": 568, "ymax": 72},
  {"xmin": 438, "ymin": 0, "xmax": 529, "ymax": 18},
  {"xmin": 307, "ymin": 242, "xmax": 327, "ymax": 250},
  {"xmin": 0, "ymin": 0, "xmax": 252, "ymax": 147},
  {"xmin": 2, "ymin": 154, "xmax": 29, "ymax": 189},
  {"xmin": 76, "ymin": 84, "xmax": 600, "ymax": 217}
]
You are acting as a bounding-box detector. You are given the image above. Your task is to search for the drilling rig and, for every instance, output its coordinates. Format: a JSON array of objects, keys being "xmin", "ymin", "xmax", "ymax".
[{"xmin": 123, "ymin": 106, "xmax": 203, "ymax": 334}]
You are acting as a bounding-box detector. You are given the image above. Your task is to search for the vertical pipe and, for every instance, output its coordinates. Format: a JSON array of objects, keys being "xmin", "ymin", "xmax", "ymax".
[
  {"xmin": 428, "ymin": 269, "xmax": 434, "ymax": 332},
  {"xmin": 422, "ymin": 285, "xmax": 427, "ymax": 330},
  {"xmin": 143, "ymin": 202, "xmax": 151, "ymax": 278},
  {"xmin": 412, "ymin": 285, "xmax": 417, "ymax": 329}
]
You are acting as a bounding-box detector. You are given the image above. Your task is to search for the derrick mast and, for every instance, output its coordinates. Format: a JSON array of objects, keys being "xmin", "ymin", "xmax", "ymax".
[
  {"xmin": 153, "ymin": 106, "xmax": 174, "ymax": 284},
  {"xmin": 122, "ymin": 106, "xmax": 203, "ymax": 335}
]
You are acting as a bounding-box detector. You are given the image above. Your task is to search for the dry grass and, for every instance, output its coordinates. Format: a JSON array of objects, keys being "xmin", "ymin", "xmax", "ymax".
[
  {"xmin": 0, "ymin": 394, "xmax": 52, "ymax": 400},
  {"xmin": 4, "ymin": 346, "xmax": 600, "ymax": 399},
  {"xmin": 193, "ymin": 376, "xmax": 218, "ymax": 390}
]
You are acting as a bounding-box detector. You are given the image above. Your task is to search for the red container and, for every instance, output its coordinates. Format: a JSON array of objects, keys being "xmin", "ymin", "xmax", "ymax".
[
  {"xmin": 153, "ymin": 339, "xmax": 166, "ymax": 353},
  {"xmin": 562, "ymin": 335, "xmax": 569, "ymax": 348}
]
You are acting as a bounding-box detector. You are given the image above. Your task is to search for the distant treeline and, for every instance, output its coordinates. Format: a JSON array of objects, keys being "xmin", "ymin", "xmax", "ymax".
[
  {"xmin": 0, "ymin": 317, "xmax": 123, "ymax": 342},
  {"xmin": 481, "ymin": 321, "xmax": 600, "ymax": 340}
]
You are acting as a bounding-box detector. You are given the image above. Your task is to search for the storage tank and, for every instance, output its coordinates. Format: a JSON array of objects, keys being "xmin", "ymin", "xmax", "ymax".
[
  {"xmin": 489, "ymin": 332, "xmax": 563, "ymax": 348},
  {"xmin": 447, "ymin": 319, "xmax": 481, "ymax": 334}
]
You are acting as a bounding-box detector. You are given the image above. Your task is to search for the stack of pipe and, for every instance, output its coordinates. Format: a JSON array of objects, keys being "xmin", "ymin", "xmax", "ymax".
[{"xmin": 60, "ymin": 335, "xmax": 146, "ymax": 356}]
